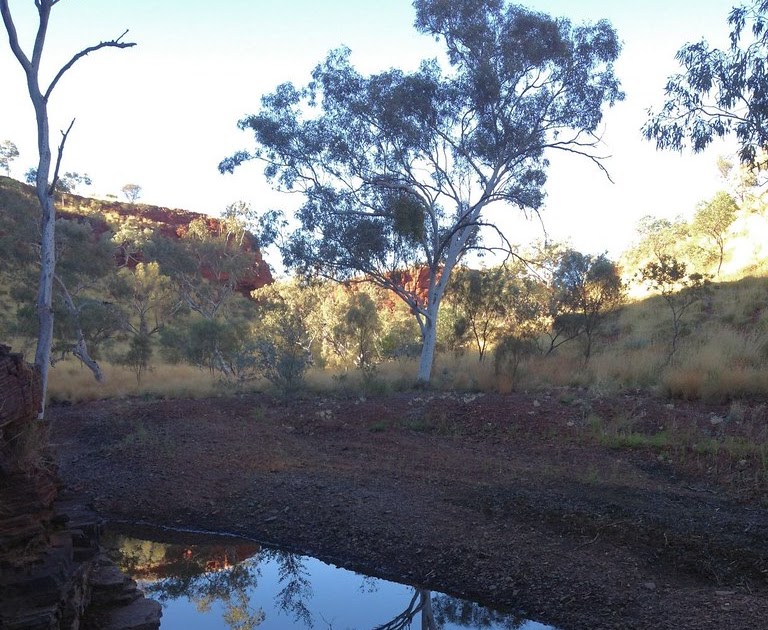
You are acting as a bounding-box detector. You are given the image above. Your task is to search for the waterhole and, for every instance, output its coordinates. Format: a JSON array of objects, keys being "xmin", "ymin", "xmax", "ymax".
[{"xmin": 104, "ymin": 525, "xmax": 557, "ymax": 630}]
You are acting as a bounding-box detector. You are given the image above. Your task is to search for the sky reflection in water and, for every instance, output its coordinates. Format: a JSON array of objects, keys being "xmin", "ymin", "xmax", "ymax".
[{"xmin": 105, "ymin": 529, "xmax": 557, "ymax": 630}]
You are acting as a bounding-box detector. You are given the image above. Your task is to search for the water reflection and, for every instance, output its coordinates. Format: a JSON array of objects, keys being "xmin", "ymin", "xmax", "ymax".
[{"xmin": 105, "ymin": 529, "xmax": 556, "ymax": 630}]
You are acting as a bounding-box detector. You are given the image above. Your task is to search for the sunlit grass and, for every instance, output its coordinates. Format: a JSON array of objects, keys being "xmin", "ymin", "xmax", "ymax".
[
  {"xmin": 21, "ymin": 272, "xmax": 768, "ymax": 404},
  {"xmin": 47, "ymin": 359, "xmax": 231, "ymax": 402}
]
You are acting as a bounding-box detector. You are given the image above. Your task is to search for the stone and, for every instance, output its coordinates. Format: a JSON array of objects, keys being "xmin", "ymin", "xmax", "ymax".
[
  {"xmin": 98, "ymin": 597, "xmax": 162, "ymax": 630},
  {"xmin": 0, "ymin": 346, "xmax": 159, "ymax": 630}
]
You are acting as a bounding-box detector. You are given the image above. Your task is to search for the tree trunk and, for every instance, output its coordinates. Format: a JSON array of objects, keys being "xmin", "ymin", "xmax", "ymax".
[
  {"xmin": 414, "ymin": 216, "xmax": 475, "ymax": 384},
  {"xmin": 419, "ymin": 590, "xmax": 436, "ymax": 630},
  {"xmin": 2, "ymin": 0, "xmax": 135, "ymax": 417},
  {"xmin": 417, "ymin": 308, "xmax": 438, "ymax": 384},
  {"xmin": 34, "ymin": 193, "xmax": 55, "ymax": 417},
  {"xmin": 32, "ymin": 98, "xmax": 55, "ymax": 418}
]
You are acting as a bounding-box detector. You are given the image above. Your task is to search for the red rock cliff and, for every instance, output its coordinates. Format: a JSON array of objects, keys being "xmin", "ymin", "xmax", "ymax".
[{"xmin": 57, "ymin": 192, "xmax": 274, "ymax": 296}]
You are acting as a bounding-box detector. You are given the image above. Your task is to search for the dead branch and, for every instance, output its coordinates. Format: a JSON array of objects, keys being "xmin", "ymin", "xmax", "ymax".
[
  {"xmin": 48, "ymin": 118, "xmax": 74, "ymax": 196},
  {"xmin": 45, "ymin": 29, "xmax": 136, "ymax": 99}
]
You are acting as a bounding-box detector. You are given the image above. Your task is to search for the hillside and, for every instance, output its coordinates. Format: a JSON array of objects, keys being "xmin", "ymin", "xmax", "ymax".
[
  {"xmin": 0, "ymin": 176, "xmax": 273, "ymax": 293},
  {"xmin": 5, "ymin": 174, "xmax": 768, "ymax": 403}
]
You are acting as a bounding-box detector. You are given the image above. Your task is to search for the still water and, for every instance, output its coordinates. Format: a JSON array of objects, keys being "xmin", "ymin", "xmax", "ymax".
[{"xmin": 105, "ymin": 527, "xmax": 557, "ymax": 630}]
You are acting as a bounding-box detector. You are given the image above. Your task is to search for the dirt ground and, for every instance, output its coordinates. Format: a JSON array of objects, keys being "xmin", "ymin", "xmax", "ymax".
[{"xmin": 50, "ymin": 389, "xmax": 768, "ymax": 630}]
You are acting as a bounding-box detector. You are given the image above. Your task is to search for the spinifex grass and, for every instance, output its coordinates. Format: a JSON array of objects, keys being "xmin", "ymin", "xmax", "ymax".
[{"xmin": 47, "ymin": 359, "xmax": 230, "ymax": 402}]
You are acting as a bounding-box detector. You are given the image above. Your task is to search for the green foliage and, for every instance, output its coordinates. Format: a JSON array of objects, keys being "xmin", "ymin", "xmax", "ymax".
[
  {"xmin": 158, "ymin": 327, "xmax": 186, "ymax": 364},
  {"xmin": 0, "ymin": 177, "xmax": 39, "ymax": 276},
  {"xmin": 639, "ymin": 255, "xmax": 712, "ymax": 360},
  {"xmin": 121, "ymin": 332, "xmax": 152, "ymax": 383},
  {"xmin": 378, "ymin": 303, "xmax": 422, "ymax": 360},
  {"xmin": 692, "ymin": 191, "xmax": 739, "ymax": 275},
  {"xmin": 551, "ymin": 250, "xmax": 624, "ymax": 359},
  {"xmin": 0, "ymin": 140, "xmax": 19, "ymax": 176},
  {"xmin": 110, "ymin": 262, "xmax": 177, "ymax": 378},
  {"xmin": 334, "ymin": 291, "xmax": 381, "ymax": 371},
  {"xmin": 447, "ymin": 266, "xmax": 515, "ymax": 361},
  {"xmin": 644, "ymin": 1, "xmax": 768, "ymax": 166},
  {"xmin": 250, "ymin": 285, "xmax": 313, "ymax": 393},
  {"xmin": 221, "ymin": 0, "xmax": 622, "ymax": 382},
  {"xmin": 389, "ymin": 192, "xmax": 426, "ymax": 244},
  {"xmin": 185, "ymin": 318, "xmax": 242, "ymax": 375},
  {"xmin": 493, "ymin": 335, "xmax": 538, "ymax": 381}
]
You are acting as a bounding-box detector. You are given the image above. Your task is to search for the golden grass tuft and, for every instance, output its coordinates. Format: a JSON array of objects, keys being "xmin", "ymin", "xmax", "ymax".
[{"xmin": 48, "ymin": 360, "xmax": 226, "ymax": 402}]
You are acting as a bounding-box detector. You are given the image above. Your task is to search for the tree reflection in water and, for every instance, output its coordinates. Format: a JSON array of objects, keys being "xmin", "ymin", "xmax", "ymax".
[
  {"xmin": 271, "ymin": 549, "xmax": 313, "ymax": 626},
  {"xmin": 376, "ymin": 589, "xmax": 529, "ymax": 630},
  {"xmin": 107, "ymin": 532, "xmax": 547, "ymax": 630},
  {"xmin": 110, "ymin": 535, "xmax": 312, "ymax": 629},
  {"xmin": 374, "ymin": 589, "xmax": 436, "ymax": 630}
]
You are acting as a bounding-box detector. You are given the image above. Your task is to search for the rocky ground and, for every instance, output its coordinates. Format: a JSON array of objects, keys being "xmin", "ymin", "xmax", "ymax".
[{"xmin": 50, "ymin": 389, "xmax": 768, "ymax": 630}]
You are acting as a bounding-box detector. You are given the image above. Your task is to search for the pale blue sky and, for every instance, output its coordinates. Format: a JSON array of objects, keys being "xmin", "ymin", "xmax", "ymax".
[{"xmin": 0, "ymin": 0, "xmax": 737, "ymax": 260}]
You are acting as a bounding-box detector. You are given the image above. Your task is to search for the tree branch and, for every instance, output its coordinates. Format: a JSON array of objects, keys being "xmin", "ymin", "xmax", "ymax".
[
  {"xmin": 45, "ymin": 29, "xmax": 136, "ymax": 100},
  {"xmin": 0, "ymin": 0, "xmax": 33, "ymax": 73},
  {"xmin": 53, "ymin": 274, "xmax": 104, "ymax": 382},
  {"xmin": 48, "ymin": 118, "xmax": 75, "ymax": 195}
]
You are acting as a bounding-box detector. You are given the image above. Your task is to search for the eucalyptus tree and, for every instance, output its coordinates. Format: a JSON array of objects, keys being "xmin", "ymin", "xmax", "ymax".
[
  {"xmin": 1, "ymin": 0, "xmax": 134, "ymax": 414},
  {"xmin": 222, "ymin": 0, "xmax": 622, "ymax": 383},
  {"xmin": 0, "ymin": 139, "xmax": 19, "ymax": 175},
  {"xmin": 551, "ymin": 250, "xmax": 624, "ymax": 360},
  {"xmin": 110, "ymin": 262, "xmax": 176, "ymax": 383},
  {"xmin": 121, "ymin": 182, "xmax": 142, "ymax": 204},
  {"xmin": 691, "ymin": 191, "xmax": 739, "ymax": 275},
  {"xmin": 644, "ymin": 0, "xmax": 768, "ymax": 167}
]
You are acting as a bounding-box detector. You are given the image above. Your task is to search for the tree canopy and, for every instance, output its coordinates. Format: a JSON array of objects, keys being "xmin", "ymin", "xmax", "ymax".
[
  {"xmin": 0, "ymin": 139, "xmax": 19, "ymax": 176},
  {"xmin": 221, "ymin": 0, "xmax": 622, "ymax": 383},
  {"xmin": 691, "ymin": 191, "xmax": 738, "ymax": 275},
  {"xmin": 644, "ymin": 1, "xmax": 768, "ymax": 166},
  {"xmin": 551, "ymin": 250, "xmax": 624, "ymax": 360}
]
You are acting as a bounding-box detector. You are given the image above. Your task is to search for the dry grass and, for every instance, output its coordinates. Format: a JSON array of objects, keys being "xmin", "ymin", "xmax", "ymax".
[
  {"xmin": 47, "ymin": 360, "xmax": 231, "ymax": 402},
  {"xmin": 33, "ymin": 273, "xmax": 768, "ymax": 403},
  {"xmin": 1, "ymin": 417, "xmax": 53, "ymax": 477}
]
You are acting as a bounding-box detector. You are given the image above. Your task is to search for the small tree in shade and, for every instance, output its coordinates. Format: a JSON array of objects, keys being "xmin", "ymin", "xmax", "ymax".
[
  {"xmin": 335, "ymin": 291, "xmax": 381, "ymax": 374},
  {"xmin": 447, "ymin": 266, "xmax": 515, "ymax": 362},
  {"xmin": 551, "ymin": 250, "xmax": 624, "ymax": 360},
  {"xmin": 639, "ymin": 255, "xmax": 711, "ymax": 362}
]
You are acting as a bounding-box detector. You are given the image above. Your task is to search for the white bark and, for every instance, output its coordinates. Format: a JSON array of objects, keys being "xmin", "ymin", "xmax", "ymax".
[
  {"xmin": 1, "ymin": 0, "xmax": 134, "ymax": 417},
  {"xmin": 415, "ymin": 198, "xmax": 486, "ymax": 383},
  {"xmin": 416, "ymin": 311, "xmax": 438, "ymax": 383}
]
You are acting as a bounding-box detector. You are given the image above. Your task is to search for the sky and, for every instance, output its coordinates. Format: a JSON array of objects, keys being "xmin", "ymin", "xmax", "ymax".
[{"xmin": 0, "ymin": 0, "xmax": 739, "ymax": 264}]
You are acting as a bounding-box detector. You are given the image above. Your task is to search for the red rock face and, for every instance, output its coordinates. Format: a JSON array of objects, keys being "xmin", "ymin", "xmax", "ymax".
[
  {"xmin": 400, "ymin": 266, "xmax": 434, "ymax": 305},
  {"xmin": 0, "ymin": 344, "xmax": 42, "ymax": 439},
  {"xmin": 59, "ymin": 197, "xmax": 274, "ymax": 296}
]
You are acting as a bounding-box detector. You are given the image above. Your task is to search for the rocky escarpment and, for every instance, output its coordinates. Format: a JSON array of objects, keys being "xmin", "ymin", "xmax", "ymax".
[
  {"xmin": 0, "ymin": 175, "xmax": 274, "ymax": 296},
  {"xmin": 0, "ymin": 345, "xmax": 160, "ymax": 630}
]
